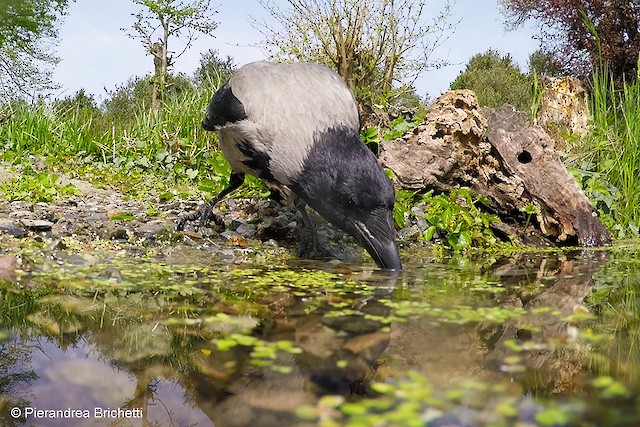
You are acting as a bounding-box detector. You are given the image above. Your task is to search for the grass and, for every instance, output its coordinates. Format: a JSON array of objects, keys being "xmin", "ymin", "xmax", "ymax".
[
  {"xmin": 575, "ymin": 63, "xmax": 640, "ymax": 238},
  {"xmin": 0, "ymin": 76, "xmax": 268, "ymax": 201}
]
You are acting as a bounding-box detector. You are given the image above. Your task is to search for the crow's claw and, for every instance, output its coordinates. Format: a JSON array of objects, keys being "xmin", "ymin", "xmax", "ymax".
[
  {"xmin": 297, "ymin": 226, "xmax": 333, "ymax": 260},
  {"xmin": 176, "ymin": 201, "xmax": 222, "ymax": 231}
]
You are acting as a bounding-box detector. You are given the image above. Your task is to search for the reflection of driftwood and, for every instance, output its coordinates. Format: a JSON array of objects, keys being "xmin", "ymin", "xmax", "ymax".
[
  {"xmin": 485, "ymin": 251, "xmax": 610, "ymax": 388},
  {"xmin": 380, "ymin": 90, "xmax": 611, "ymax": 247},
  {"xmin": 382, "ymin": 252, "xmax": 609, "ymax": 395}
]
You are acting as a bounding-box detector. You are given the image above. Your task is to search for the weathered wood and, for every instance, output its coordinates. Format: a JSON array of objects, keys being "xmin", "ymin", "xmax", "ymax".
[
  {"xmin": 380, "ymin": 90, "xmax": 611, "ymax": 247},
  {"xmin": 536, "ymin": 76, "xmax": 590, "ymax": 137},
  {"xmin": 483, "ymin": 106, "xmax": 611, "ymax": 246},
  {"xmin": 379, "ymin": 90, "xmax": 526, "ymax": 208}
]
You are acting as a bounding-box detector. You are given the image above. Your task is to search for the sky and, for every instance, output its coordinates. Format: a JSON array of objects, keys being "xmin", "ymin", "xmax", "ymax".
[{"xmin": 52, "ymin": 0, "xmax": 540, "ymax": 102}]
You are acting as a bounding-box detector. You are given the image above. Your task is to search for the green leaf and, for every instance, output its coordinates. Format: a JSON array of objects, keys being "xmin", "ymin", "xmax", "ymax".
[{"xmin": 534, "ymin": 407, "xmax": 572, "ymax": 426}]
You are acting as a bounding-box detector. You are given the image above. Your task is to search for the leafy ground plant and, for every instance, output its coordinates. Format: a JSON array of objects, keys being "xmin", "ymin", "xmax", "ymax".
[
  {"xmin": 395, "ymin": 188, "xmax": 500, "ymax": 251},
  {"xmin": 0, "ymin": 166, "xmax": 81, "ymax": 202}
]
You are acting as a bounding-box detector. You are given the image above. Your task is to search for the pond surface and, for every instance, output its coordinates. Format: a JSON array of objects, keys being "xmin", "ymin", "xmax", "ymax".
[{"xmin": 1, "ymin": 243, "xmax": 640, "ymax": 426}]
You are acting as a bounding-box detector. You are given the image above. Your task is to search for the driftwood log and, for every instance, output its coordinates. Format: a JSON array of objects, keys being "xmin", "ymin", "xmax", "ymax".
[{"xmin": 380, "ymin": 90, "xmax": 611, "ymax": 247}]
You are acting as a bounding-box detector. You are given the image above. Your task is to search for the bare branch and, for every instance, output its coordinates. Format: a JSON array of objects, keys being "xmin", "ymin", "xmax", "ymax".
[{"xmin": 254, "ymin": 0, "xmax": 457, "ymax": 114}]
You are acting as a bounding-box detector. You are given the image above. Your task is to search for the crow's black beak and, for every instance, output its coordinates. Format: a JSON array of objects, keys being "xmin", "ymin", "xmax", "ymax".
[
  {"xmin": 352, "ymin": 211, "xmax": 402, "ymax": 271},
  {"xmin": 366, "ymin": 237, "xmax": 402, "ymax": 270}
]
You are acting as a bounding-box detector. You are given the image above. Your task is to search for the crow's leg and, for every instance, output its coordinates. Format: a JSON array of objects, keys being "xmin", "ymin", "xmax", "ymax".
[
  {"xmin": 295, "ymin": 199, "xmax": 333, "ymax": 259},
  {"xmin": 176, "ymin": 172, "xmax": 245, "ymax": 231}
]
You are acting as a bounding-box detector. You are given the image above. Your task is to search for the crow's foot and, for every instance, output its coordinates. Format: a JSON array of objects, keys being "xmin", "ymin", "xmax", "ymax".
[
  {"xmin": 297, "ymin": 226, "xmax": 334, "ymax": 260},
  {"xmin": 176, "ymin": 201, "xmax": 224, "ymax": 231}
]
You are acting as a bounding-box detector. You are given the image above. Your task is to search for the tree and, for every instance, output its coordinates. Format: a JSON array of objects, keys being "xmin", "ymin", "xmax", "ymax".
[
  {"xmin": 501, "ymin": 0, "xmax": 640, "ymax": 82},
  {"xmin": 527, "ymin": 49, "xmax": 565, "ymax": 78},
  {"xmin": 450, "ymin": 50, "xmax": 531, "ymax": 111},
  {"xmin": 194, "ymin": 49, "xmax": 235, "ymax": 86},
  {"xmin": 124, "ymin": 0, "xmax": 219, "ymax": 114},
  {"xmin": 256, "ymin": 0, "xmax": 456, "ymax": 123},
  {"xmin": 0, "ymin": 0, "xmax": 69, "ymax": 103}
]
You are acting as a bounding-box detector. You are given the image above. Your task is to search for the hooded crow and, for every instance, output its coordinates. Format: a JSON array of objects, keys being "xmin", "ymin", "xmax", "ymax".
[{"xmin": 177, "ymin": 61, "xmax": 402, "ymax": 270}]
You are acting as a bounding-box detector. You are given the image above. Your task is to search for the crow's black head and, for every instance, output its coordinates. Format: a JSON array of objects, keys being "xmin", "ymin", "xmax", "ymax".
[
  {"xmin": 291, "ymin": 126, "xmax": 402, "ymax": 270},
  {"xmin": 202, "ymin": 80, "xmax": 247, "ymax": 131}
]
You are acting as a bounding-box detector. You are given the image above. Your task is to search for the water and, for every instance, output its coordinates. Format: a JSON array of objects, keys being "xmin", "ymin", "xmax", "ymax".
[{"xmin": 1, "ymin": 246, "xmax": 639, "ymax": 426}]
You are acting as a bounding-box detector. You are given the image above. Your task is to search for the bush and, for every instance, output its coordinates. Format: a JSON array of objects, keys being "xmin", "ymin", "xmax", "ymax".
[
  {"xmin": 102, "ymin": 76, "xmax": 153, "ymax": 125},
  {"xmin": 194, "ymin": 49, "xmax": 235, "ymax": 86},
  {"xmin": 450, "ymin": 49, "xmax": 532, "ymax": 111}
]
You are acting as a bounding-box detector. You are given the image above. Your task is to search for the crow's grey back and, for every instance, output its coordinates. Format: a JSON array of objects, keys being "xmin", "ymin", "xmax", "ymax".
[{"xmin": 223, "ymin": 61, "xmax": 360, "ymax": 185}]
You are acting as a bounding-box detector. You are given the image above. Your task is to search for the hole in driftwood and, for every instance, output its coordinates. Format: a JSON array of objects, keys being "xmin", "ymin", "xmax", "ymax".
[
  {"xmin": 516, "ymin": 328, "xmax": 533, "ymax": 340},
  {"xmin": 517, "ymin": 150, "xmax": 533, "ymax": 164}
]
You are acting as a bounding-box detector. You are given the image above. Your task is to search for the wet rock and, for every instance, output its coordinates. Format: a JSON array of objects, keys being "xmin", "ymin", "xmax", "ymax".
[
  {"xmin": 106, "ymin": 225, "xmax": 129, "ymax": 240},
  {"xmin": 235, "ymin": 223, "xmax": 257, "ymax": 239},
  {"xmin": 9, "ymin": 210, "xmax": 36, "ymax": 220},
  {"xmin": 0, "ymin": 219, "xmax": 27, "ymax": 238},
  {"xmin": 136, "ymin": 221, "xmax": 171, "ymax": 240},
  {"xmin": 19, "ymin": 219, "xmax": 54, "ymax": 231}
]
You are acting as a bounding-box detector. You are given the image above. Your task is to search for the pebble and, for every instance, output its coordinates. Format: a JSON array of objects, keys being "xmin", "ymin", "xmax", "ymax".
[
  {"xmin": 236, "ymin": 223, "xmax": 257, "ymax": 239},
  {"xmin": 10, "ymin": 210, "xmax": 36, "ymax": 219}
]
